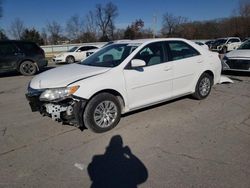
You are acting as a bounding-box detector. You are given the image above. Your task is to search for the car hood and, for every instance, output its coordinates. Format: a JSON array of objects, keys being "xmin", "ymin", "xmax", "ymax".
[
  {"xmin": 30, "ymin": 64, "xmax": 111, "ymax": 89},
  {"xmin": 226, "ymin": 49, "xmax": 250, "ymax": 59}
]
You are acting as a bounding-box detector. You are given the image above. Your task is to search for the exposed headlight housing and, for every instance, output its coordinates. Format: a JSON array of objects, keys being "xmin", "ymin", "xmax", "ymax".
[{"xmin": 39, "ymin": 85, "xmax": 79, "ymax": 101}]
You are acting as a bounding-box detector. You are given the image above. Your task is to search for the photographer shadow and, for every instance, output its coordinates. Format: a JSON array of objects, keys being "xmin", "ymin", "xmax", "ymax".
[{"xmin": 88, "ymin": 135, "xmax": 148, "ymax": 188}]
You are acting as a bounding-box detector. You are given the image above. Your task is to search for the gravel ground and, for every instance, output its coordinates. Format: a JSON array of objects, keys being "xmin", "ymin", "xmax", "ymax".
[{"xmin": 0, "ymin": 66, "xmax": 250, "ymax": 188}]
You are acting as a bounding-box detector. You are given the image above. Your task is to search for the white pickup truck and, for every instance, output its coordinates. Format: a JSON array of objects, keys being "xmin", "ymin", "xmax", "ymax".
[{"xmin": 210, "ymin": 37, "xmax": 242, "ymax": 53}]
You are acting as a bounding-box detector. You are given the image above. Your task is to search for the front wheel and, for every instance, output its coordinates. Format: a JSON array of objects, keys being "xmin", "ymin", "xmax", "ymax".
[
  {"xmin": 192, "ymin": 73, "xmax": 213, "ymax": 100},
  {"xmin": 83, "ymin": 93, "xmax": 121, "ymax": 133},
  {"xmin": 66, "ymin": 56, "xmax": 75, "ymax": 64}
]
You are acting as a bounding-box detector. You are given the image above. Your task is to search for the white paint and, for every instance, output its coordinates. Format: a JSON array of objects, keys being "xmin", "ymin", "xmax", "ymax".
[
  {"xmin": 219, "ymin": 75, "xmax": 234, "ymax": 84},
  {"xmin": 74, "ymin": 163, "xmax": 85, "ymax": 171}
]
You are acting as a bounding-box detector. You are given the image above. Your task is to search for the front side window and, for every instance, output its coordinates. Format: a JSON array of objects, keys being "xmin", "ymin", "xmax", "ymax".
[
  {"xmin": 80, "ymin": 43, "xmax": 140, "ymax": 67},
  {"xmin": 133, "ymin": 42, "xmax": 165, "ymax": 66},
  {"xmin": 167, "ymin": 41, "xmax": 200, "ymax": 61}
]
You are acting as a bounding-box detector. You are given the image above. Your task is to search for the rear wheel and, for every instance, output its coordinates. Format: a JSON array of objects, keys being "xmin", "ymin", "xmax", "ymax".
[
  {"xmin": 192, "ymin": 73, "xmax": 213, "ymax": 100},
  {"xmin": 66, "ymin": 56, "xmax": 75, "ymax": 63},
  {"xmin": 19, "ymin": 61, "xmax": 37, "ymax": 76},
  {"xmin": 83, "ymin": 93, "xmax": 121, "ymax": 133}
]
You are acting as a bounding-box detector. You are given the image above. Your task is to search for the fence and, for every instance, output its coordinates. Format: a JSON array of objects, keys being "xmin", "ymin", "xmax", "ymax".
[{"xmin": 41, "ymin": 42, "xmax": 107, "ymax": 55}]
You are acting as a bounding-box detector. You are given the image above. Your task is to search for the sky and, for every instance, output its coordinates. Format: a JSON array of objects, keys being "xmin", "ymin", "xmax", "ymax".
[{"xmin": 0, "ymin": 0, "xmax": 241, "ymax": 33}]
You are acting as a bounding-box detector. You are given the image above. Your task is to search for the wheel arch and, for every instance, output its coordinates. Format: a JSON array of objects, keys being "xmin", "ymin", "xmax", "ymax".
[
  {"xmin": 203, "ymin": 70, "xmax": 214, "ymax": 85},
  {"xmin": 88, "ymin": 89, "xmax": 126, "ymax": 114}
]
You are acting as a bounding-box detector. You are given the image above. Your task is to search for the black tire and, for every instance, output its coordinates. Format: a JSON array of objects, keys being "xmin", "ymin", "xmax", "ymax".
[
  {"xmin": 83, "ymin": 93, "xmax": 121, "ymax": 133},
  {"xmin": 19, "ymin": 61, "xmax": 37, "ymax": 76},
  {"xmin": 66, "ymin": 56, "xmax": 75, "ymax": 63},
  {"xmin": 192, "ymin": 73, "xmax": 213, "ymax": 100}
]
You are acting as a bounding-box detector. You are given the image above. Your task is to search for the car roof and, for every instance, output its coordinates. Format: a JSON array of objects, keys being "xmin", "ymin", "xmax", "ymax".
[{"xmin": 116, "ymin": 38, "xmax": 191, "ymax": 44}]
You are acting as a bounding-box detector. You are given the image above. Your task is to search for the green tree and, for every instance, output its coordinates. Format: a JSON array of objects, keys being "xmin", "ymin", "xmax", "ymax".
[
  {"xmin": 20, "ymin": 28, "xmax": 44, "ymax": 45},
  {"xmin": 124, "ymin": 19, "xmax": 144, "ymax": 39}
]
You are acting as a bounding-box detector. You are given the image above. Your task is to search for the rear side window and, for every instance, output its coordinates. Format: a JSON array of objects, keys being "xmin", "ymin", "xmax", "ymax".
[
  {"xmin": 16, "ymin": 42, "xmax": 41, "ymax": 54},
  {"xmin": 229, "ymin": 38, "xmax": 240, "ymax": 43},
  {"xmin": 167, "ymin": 41, "xmax": 200, "ymax": 61},
  {"xmin": 0, "ymin": 42, "xmax": 17, "ymax": 55},
  {"xmin": 78, "ymin": 46, "xmax": 98, "ymax": 52}
]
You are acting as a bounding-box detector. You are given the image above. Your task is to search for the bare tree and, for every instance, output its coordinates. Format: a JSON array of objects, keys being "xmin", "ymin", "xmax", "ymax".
[
  {"xmin": 85, "ymin": 11, "xmax": 98, "ymax": 34},
  {"xmin": 41, "ymin": 28, "xmax": 48, "ymax": 45},
  {"xmin": 66, "ymin": 15, "xmax": 84, "ymax": 42},
  {"xmin": 9, "ymin": 18, "xmax": 25, "ymax": 39},
  {"xmin": 0, "ymin": 0, "xmax": 2, "ymax": 19},
  {"xmin": 46, "ymin": 21, "xmax": 63, "ymax": 44},
  {"xmin": 161, "ymin": 13, "xmax": 187, "ymax": 37},
  {"xmin": 239, "ymin": 0, "xmax": 250, "ymax": 17},
  {"xmin": 95, "ymin": 2, "xmax": 118, "ymax": 41}
]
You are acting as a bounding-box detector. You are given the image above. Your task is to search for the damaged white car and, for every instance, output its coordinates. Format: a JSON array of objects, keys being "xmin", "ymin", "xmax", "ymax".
[{"xmin": 26, "ymin": 38, "xmax": 221, "ymax": 133}]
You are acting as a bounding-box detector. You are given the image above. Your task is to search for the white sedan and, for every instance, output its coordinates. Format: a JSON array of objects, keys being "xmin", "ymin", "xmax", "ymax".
[
  {"xmin": 26, "ymin": 38, "xmax": 221, "ymax": 133},
  {"xmin": 53, "ymin": 45, "xmax": 100, "ymax": 64},
  {"xmin": 222, "ymin": 40, "xmax": 250, "ymax": 71}
]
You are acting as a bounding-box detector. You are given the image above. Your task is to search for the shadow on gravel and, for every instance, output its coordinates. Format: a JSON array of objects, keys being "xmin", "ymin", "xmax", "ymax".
[
  {"xmin": 88, "ymin": 135, "xmax": 148, "ymax": 188},
  {"xmin": 123, "ymin": 96, "xmax": 188, "ymax": 118}
]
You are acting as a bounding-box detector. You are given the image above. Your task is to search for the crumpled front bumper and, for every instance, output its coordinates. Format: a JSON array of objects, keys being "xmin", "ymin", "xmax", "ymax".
[{"xmin": 25, "ymin": 89, "xmax": 86, "ymax": 127}]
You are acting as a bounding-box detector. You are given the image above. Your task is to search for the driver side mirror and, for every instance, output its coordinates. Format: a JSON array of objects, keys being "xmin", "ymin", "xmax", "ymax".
[{"xmin": 131, "ymin": 59, "xmax": 146, "ymax": 68}]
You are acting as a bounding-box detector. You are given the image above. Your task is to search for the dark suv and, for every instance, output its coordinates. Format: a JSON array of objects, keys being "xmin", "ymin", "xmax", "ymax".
[{"xmin": 0, "ymin": 40, "xmax": 47, "ymax": 76}]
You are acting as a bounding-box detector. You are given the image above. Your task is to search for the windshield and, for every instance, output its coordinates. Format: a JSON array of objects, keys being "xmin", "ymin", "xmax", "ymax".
[
  {"xmin": 238, "ymin": 40, "xmax": 250, "ymax": 50},
  {"xmin": 68, "ymin": 46, "xmax": 78, "ymax": 52},
  {"xmin": 80, "ymin": 43, "xmax": 140, "ymax": 67},
  {"xmin": 214, "ymin": 39, "xmax": 227, "ymax": 46},
  {"xmin": 195, "ymin": 42, "xmax": 204, "ymax": 46}
]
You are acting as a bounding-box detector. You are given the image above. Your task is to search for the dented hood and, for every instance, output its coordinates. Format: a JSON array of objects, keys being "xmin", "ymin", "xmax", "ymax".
[{"xmin": 30, "ymin": 64, "xmax": 110, "ymax": 89}]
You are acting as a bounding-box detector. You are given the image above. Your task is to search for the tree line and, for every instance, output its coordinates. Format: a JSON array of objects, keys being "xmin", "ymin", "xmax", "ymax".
[{"xmin": 0, "ymin": 1, "xmax": 250, "ymax": 45}]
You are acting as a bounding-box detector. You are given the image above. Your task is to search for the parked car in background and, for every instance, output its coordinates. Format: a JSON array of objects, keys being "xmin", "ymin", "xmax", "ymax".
[
  {"xmin": 85, "ymin": 40, "xmax": 131, "ymax": 58},
  {"xmin": 195, "ymin": 41, "xmax": 209, "ymax": 50},
  {"xmin": 26, "ymin": 38, "xmax": 221, "ymax": 133},
  {"xmin": 0, "ymin": 40, "xmax": 47, "ymax": 76},
  {"xmin": 222, "ymin": 39, "xmax": 250, "ymax": 71},
  {"xmin": 205, "ymin": 40, "xmax": 215, "ymax": 49},
  {"xmin": 53, "ymin": 45, "xmax": 100, "ymax": 64},
  {"xmin": 210, "ymin": 37, "xmax": 241, "ymax": 53}
]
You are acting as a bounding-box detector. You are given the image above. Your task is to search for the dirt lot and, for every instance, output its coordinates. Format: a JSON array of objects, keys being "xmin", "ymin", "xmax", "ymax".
[{"xmin": 0, "ymin": 67, "xmax": 250, "ymax": 187}]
